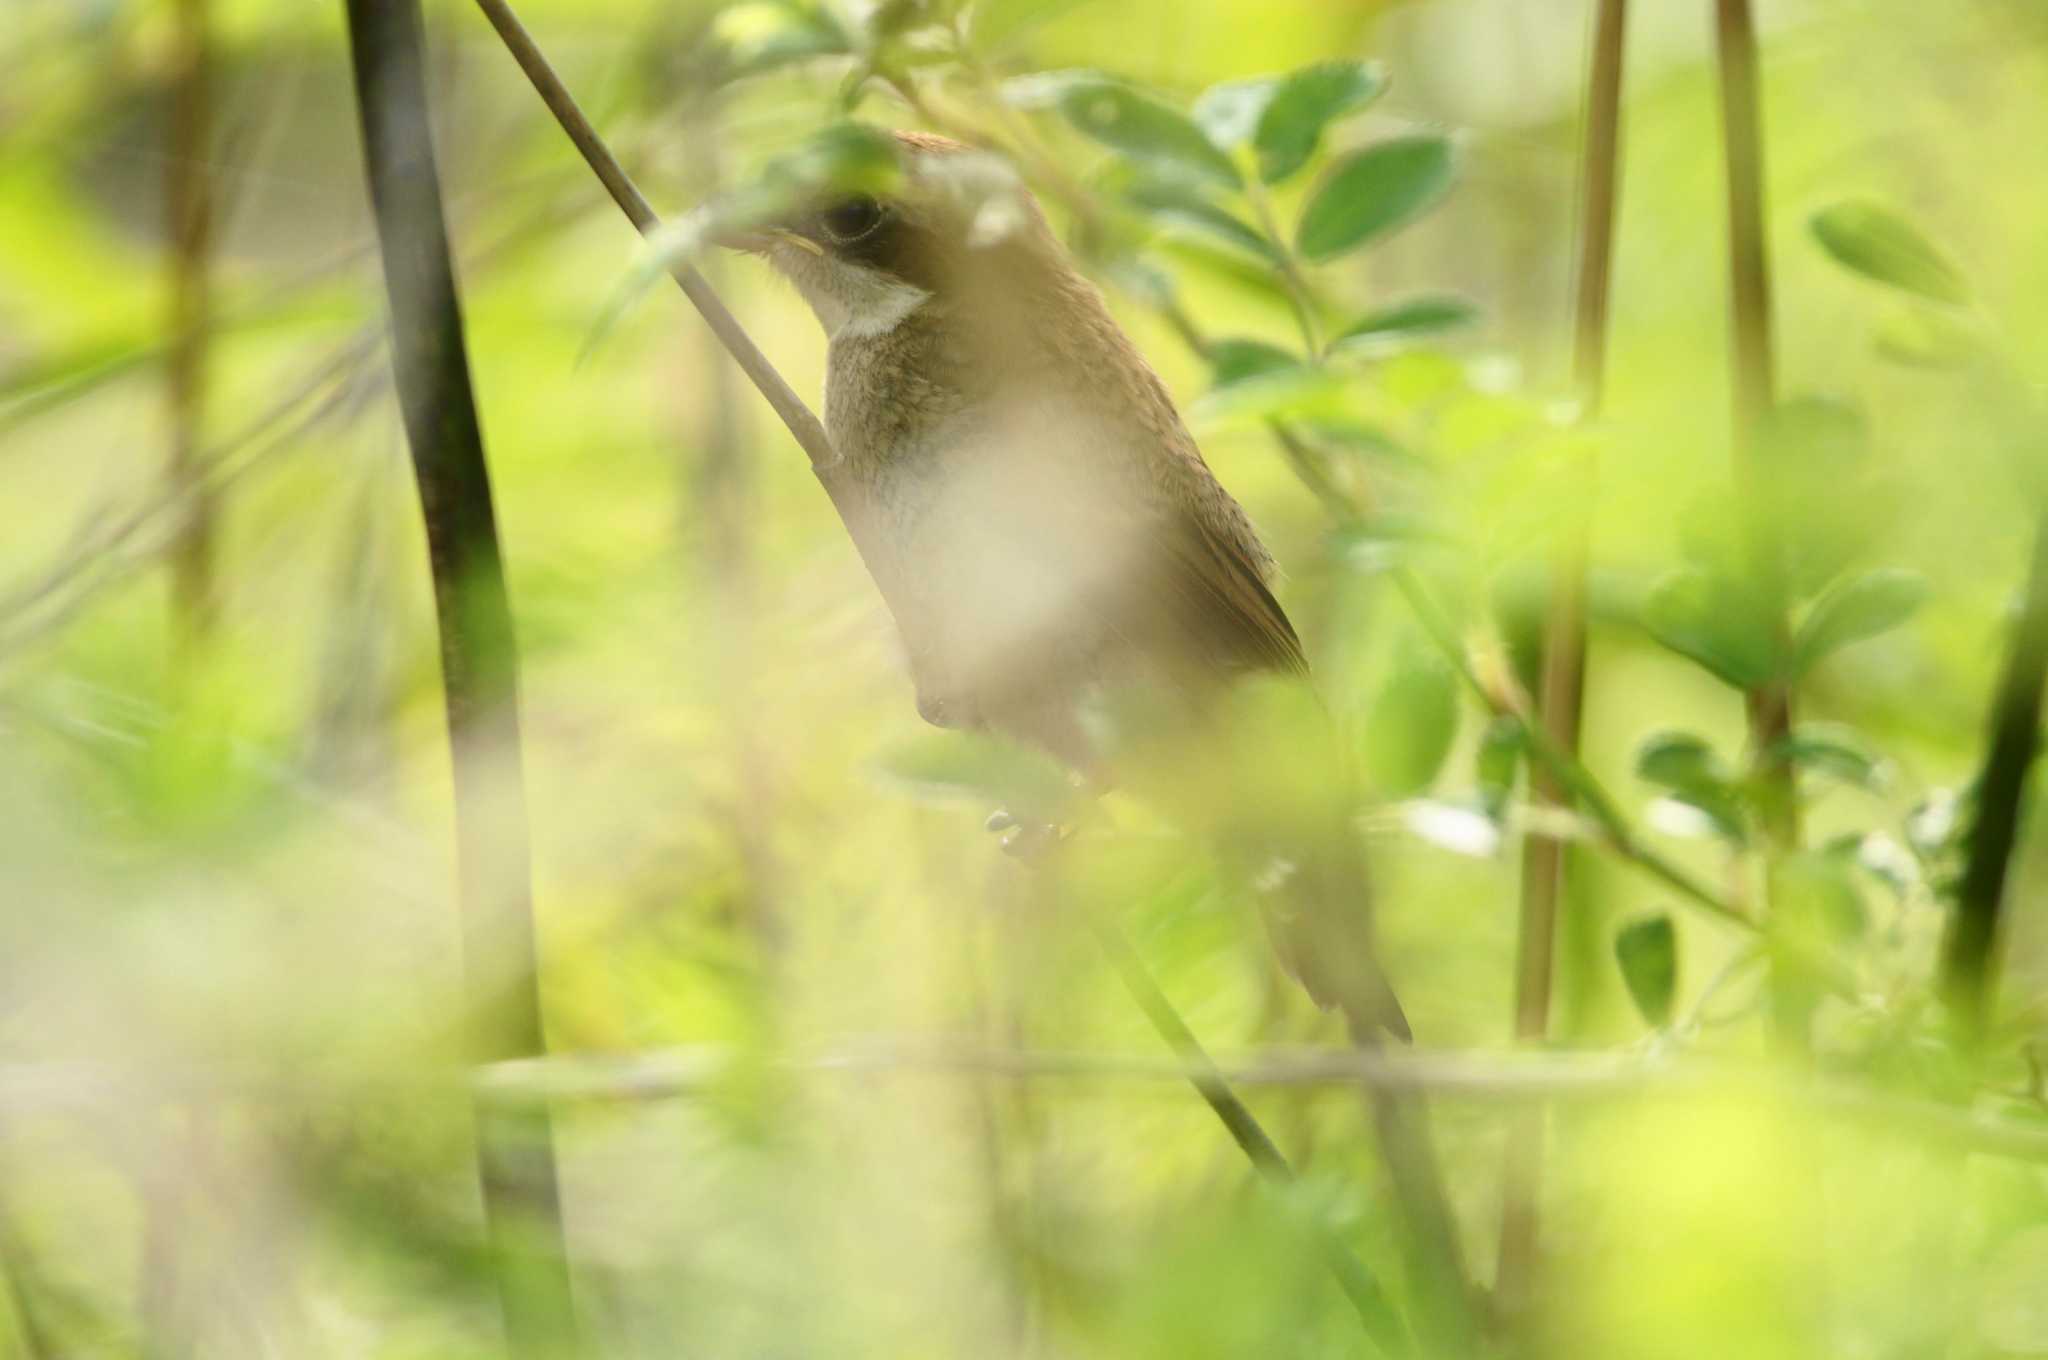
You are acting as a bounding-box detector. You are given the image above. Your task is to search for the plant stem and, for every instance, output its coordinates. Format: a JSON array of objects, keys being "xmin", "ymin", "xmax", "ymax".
[
  {"xmin": 1088, "ymin": 915, "xmax": 1409, "ymax": 1354},
  {"xmin": 1496, "ymin": 0, "xmax": 1628, "ymax": 1326},
  {"xmin": 1712, "ymin": 0, "xmax": 1798, "ymax": 850},
  {"xmin": 1942, "ymin": 508, "xmax": 2048, "ymax": 1035},
  {"xmin": 166, "ymin": 0, "xmax": 216, "ymax": 650},
  {"xmin": 340, "ymin": 2, "xmax": 577, "ymax": 1353}
]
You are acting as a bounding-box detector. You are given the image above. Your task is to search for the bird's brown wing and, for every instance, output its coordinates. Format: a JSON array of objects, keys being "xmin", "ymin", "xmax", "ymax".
[{"xmin": 1147, "ymin": 508, "xmax": 1309, "ymax": 680}]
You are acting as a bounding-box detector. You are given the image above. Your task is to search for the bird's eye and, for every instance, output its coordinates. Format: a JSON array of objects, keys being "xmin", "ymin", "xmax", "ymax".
[{"xmin": 819, "ymin": 195, "xmax": 886, "ymax": 244}]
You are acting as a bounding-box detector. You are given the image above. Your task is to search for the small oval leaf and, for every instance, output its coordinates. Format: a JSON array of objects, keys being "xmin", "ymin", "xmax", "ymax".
[
  {"xmin": 1810, "ymin": 200, "xmax": 1969, "ymax": 305},
  {"xmin": 1642, "ymin": 569, "xmax": 1781, "ymax": 689},
  {"xmin": 1254, "ymin": 59, "xmax": 1388, "ymax": 183},
  {"xmin": 1207, "ymin": 337, "xmax": 1303, "ymax": 388},
  {"xmin": 1793, "ymin": 567, "xmax": 1927, "ymax": 673},
  {"xmin": 1615, "ymin": 915, "xmax": 1678, "ymax": 1027},
  {"xmin": 1332, "ymin": 293, "xmax": 1479, "ymax": 352},
  {"xmin": 1363, "ymin": 653, "xmax": 1459, "ymax": 797},
  {"xmin": 1124, "ymin": 179, "xmax": 1281, "ymax": 262},
  {"xmin": 1192, "ymin": 76, "xmax": 1279, "ymax": 148},
  {"xmin": 1297, "ymin": 136, "xmax": 1455, "ymax": 262},
  {"xmin": 1058, "ymin": 81, "xmax": 1239, "ymax": 186}
]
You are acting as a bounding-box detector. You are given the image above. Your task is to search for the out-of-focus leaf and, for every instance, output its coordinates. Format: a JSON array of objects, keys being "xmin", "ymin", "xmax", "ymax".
[
  {"xmin": 1810, "ymin": 199, "xmax": 1969, "ymax": 305},
  {"xmin": 1792, "ymin": 567, "xmax": 1927, "ymax": 673},
  {"xmin": 1331, "ymin": 294, "xmax": 1478, "ymax": 352},
  {"xmin": 1296, "ymin": 135, "xmax": 1454, "ymax": 262},
  {"xmin": 1615, "ymin": 915, "xmax": 1677, "ymax": 1026},
  {"xmin": 1056, "ymin": 79, "xmax": 1239, "ymax": 186},
  {"xmin": 1475, "ymin": 716, "xmax": 1524, "ymax": 820},
  {"xmin": 1873, "ymin": 306, "xmax": 1988, "ymax": 369},
  {"xmin": 1191, "ymin": 76, "xmax": 1279, "ymax": 148},
  {"xmin": 1635, "ymin": 730, "xmax": 1747, "ymax": 843},
  {"xmin": 1402, "ymin": 800, "xmax": 1500, "ymax": 858},
  {"xmin": 1635, "ymin": 731, "xmax": 1720, "ymax": 791},
  {"xmin": 1206, "ymin": 337, "xmax": 1301, "ymax": 388},
  {"xmin": 1123, "ymin": 179, "xmax": 1280, "ymax": 262},
  {"xmin": 1253, "ymin": 59, "xmax": 1387, "ymax": 183},
  {"xmin": 1642, "ymin": 568, "xmax": 1781, "ymax": 689},
  {"xmin": 1363, "ymin": 652, "xmax": 1459, "ymax": 797},
  {"xmin": 1773, "ymin": 851, "xmax": 1868, "ymax": 951},
  {"xmin": 713, "ymin": 0, "xmax": 851, "ymax": 75},
  {"xmin": 1775, "ymin": 725, "xmax": 1888, "ymax": 792},
  {"xmin": 1188, "ymin": 363, "xmax": 1352, "ymax": 427},
  {"xmin": 872, "ymin": 731, "xmax": 1075, "ymax": 819}
]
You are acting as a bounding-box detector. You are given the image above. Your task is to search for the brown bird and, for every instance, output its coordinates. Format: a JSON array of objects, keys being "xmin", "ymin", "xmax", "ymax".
[{"xmin": 728, "ymin": 130, "xmax": 1405, "ymax": 1040}]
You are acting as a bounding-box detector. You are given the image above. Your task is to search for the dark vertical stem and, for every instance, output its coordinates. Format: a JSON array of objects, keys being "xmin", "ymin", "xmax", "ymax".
[
  {"xmin": 340, "ymin": 3, "xmax": 578, "ymax": 1355},
  {"xmin": 1713, "ymin": 0, "xmax": 1798, "ymax": 848},
  {"xmin": 1496, "ymin": 0, "xmax": 1627, "ymax": 1325},
  {"xmin": 166, "ymin": 0, "xmax": 216, "ymax": 646},
  {"xmin": 1943, "ymin": 509, "xmax": 2048, "ymax": 1034}
]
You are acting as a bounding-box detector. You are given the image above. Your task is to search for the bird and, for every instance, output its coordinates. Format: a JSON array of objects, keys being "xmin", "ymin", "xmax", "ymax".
[{"xmin": 722, "ymin": 129, "xmax": 1407, "ymax": 1041}]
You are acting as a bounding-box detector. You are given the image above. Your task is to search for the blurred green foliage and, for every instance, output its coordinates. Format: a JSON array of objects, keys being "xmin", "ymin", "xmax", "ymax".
[{"xmin": 3, "ymin": 0, "xmax": 2048, "ymax": 1356}]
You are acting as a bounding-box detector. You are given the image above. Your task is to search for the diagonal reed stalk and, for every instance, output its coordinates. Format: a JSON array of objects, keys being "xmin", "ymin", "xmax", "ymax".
[
  {"xmin": 465, "ymin": 0, "xmax": 1407, "ymax": 1345},
  {"xmin": 1942, "ymin": 509, "xmax": 2048, "ymax": 1035},
  {"xmin": 1494, "ymin": 0, "xmax": 1629, "ymax": 1328},
  {"xmin": 340, "ymin": 2, "xmax": 578, "ymax": 1353}
]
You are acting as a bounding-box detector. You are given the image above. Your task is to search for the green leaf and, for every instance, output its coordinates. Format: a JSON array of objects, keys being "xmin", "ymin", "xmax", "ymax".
[
  {"xmin": 1810, "ymin": 200, "xmax": 1969, "ymax": 305},
  {"xmin": 1362, "ymin": 653, "xmax": 1459, "ymax": 797},
  {"xmin": 1873, "ymin": 306, "xmax": 1987, "ymax": 369},
  {"xmin": 1475, "ymin": 716, "xmax": 1524, "ymax": 820},
  {"xmin": 871, "ymin": 731, "xmax": 1075, "ymax": 820},
  {"xmin": 1123, "ymin": 179, "xmax": 1281, "ymax": 262},
  {"xmin": 1206, "ymin": 338, "xmax": 1302, "ymax": 388},
  {"xmin": 1254, "ymin": 59, "xmax": 1387, "ymax": 183},
  {"xmin": 713, "ymin": 0, "xmax": 851, "ymax": 75},
  {"xmin": 1191, "ymin": 76, "xmax": 1280, "ymax": 148},
  {"xmin": 1331, "ymin": 293, "xmax": 1479, "ymax": 352},
  {"xmin": 1634, "ymin": 731, "xmax": 1747, "ymax": 843},
  {"xmin": 1615, "ymin": 916, "xmax": 1678, "ymax": 1027},
  {"xmin": 1635, "ymin": 731, "xmax": 1721, "ymax": 791},
  {"xmin": 1642, "ymin": 569, "xmax": 1781, "ymax": 689},
  {"xmin": 1057, "ymin": 80, "xmax": 1240, "ymax": 186},
  {"xmin": 1773, "ymin": 851, "xmax": 1868, "ymax": 951},
  {"xmin": 1775, "ymin": 725, "xmax": 1887, "ymax": 791},
  {"xmin": 1296, "ymin": 135, "xmax": 1455, "ymax": 262},
  {"xmin": 1792, "ymin": 567, "xmax": 1927, "ymax": 673}
]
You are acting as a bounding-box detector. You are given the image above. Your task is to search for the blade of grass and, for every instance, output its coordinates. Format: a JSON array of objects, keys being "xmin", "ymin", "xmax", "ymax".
[
  {"xmin": 340, "ymin": 2, "xmax": 578, "ymax": 1354},
  {"xmin": 1496, "ymin": 0, "xmax": 1628, "ymax": 1327}
]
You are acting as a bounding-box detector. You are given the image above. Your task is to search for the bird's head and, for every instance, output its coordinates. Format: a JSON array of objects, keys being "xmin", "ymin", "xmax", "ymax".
[{"xmin": 721, "ymin": 130, "xmax": 1056, "ymax": 341}]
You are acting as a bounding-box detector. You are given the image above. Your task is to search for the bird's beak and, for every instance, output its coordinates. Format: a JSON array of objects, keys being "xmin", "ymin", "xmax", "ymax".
[{"xmin": 711, "ymin": 226, "xmax": 824, "ymax": 258}]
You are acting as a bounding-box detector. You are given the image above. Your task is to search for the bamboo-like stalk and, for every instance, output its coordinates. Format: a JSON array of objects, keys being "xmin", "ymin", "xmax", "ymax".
[
  {"xmin": 166, "ymin": 0, "xmax": 216, "ymax": 648},
  {"xmin": 1942, "ymin": 510, "xmax": 2048, "ymax": 1034},
  {"xmin": 461, "ymin": 0, "xmax": 1403, "ymax": 1341},
  {"xmin": 1495, "ymin": 0, "xmax": 1629, "ymax": 1325},
  {"xmin": 1712, "ymin": 0, "xmax": 1798, "ymax": 848},
  {"xmin": 339, "ymin": 2, "xmax": 577, "ymax": 1354}
]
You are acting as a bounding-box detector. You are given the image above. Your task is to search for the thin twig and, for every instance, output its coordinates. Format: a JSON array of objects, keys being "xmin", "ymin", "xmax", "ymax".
[
  {"xmin": 1942, "ymin": 510, "xmax": 2048, "ymax": 1034},
  {"xmin": 1496, "ymin": 0, "xmax": 1628, "ymax": 1322},
  {"xmin": 341, "ymin": 1, "xmax": 577, "ymax": 1353},
  {"xmin": 1088, "ymin": 916, "xmax": 1409, "ymax": 1354},
  {"xmin": 14, "ymin": 1046, "xmax": 2048, "ymax": 1164}
]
